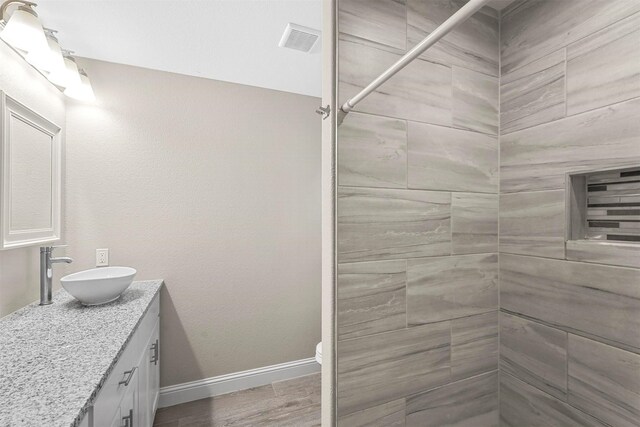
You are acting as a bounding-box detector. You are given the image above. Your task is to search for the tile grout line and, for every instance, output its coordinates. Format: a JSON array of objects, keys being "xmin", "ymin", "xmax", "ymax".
[
  {"xmin": 500, "ymin": 251, "xmax": 640, "ymax": 271},
  {"xmin": 346, "ymin": 106, "xmax": 500, "ymax": 138},
  {"xmin": 497, "ymin": 4, "xmax": 502, "ymax": 418},
  {"xmin": 565, "ymin": 331, "xmax": 569, "ymax": 402},
  {"xmin": 499, "ymin": 307, "xmax": 639, "ymax": 354},
  {"xmin": 338, "ymin": 183, "xmax": 498, "ymax": 195},
  {"xmin": 342, "ymin": 30, "xmax": 499, "ymax": 79},
  {"xmin": 501, "ymin": 7, "xmax": 640, "ymax": 78},
  {"xmin": 499, "ymin": 94, "xmax": 640, "ymax": 136},
  {"xmin": 564, "ymin": 46, "xmax": 568, "ymax": 118},
  {"xmin": 339, "ymin": 304, "xmax": 500, "ymax": 344},
  {"xmin": 405, "ymin": 258, "xmax": 408, "ymax": 331},
  {"xmin": 405, "ymin": 117, "xmax": 409, "ymax": 191}
]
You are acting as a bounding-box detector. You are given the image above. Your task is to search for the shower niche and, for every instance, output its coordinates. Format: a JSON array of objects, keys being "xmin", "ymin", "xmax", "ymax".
[
  {"xmin": 567, "ymin": 166, "xmax": 640, "ymax": 243},
  {"xmin": 566, "ymin": 165, "xmax": 640, "ymax": 268}
]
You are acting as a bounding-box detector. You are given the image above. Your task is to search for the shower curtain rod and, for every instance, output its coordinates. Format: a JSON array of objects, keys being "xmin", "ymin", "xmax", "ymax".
[{"xmin": 340, "ymin": 0, "xmax": 490, "ymax": 115}]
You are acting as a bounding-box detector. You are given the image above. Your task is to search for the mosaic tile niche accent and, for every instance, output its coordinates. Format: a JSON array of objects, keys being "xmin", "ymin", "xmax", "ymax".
[{"xmin": 584, "ymin": 167, "xmax": 640, "ymax": 242}]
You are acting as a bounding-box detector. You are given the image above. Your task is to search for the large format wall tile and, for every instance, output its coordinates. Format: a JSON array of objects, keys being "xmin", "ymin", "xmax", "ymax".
[
  {"xmin": 337, "ymin": 187, "xmax": 451, "ymax": 263},
  {"xmin": 499, "ymin": 190, "xmax": 565, "ymax": 258},
  {"xmin": 338, "ymin": 0, "xmax": 407, "ymax": 51},
  {"xmin": 337, "ymin": 260, "xmax": 407, "ymax": 341},
  {"xmin": 337, "ymin": 322, "xmax": 451, "ymax": 416},
  {"xmin": 500, "ymin": 312, "xmax": 568, "ymax": 400},
  {"xmin": 339, "ymin": 36, "xmax": 452, "ymax": 126},
  {"xmin": 568, "ymin": 334, "xmax": 640, "ymax": 427},
  {"xmin": 500, "ymin": 372, "xmax": 606, "ymax": 427},
  {"xmin": 407, "ymin": 254, "xmax": 498, "ymax": 325},
  {"xmin": 500, "ymin": 98, "xmax": 640, "ymax": 193},
  {"xmin": 406, "ymin": 371, "xmax": 499, "ymax": 427},
  {"xmin": 406, "ymin": 0, "xmax": 499, "ymax": 76},
  {"xmin": 452, "ymin": 66, "xmax": 498, "ymax": 135},
  {"xmin": 500, "ymin": 49, "xmax": 565, "ymax": 134},
  {"xmin": 338, "ymin": 399, "xmax": 406, "ymax": 427},
  {"xmin": 451, "ymin": 311, "xmax": 498, "ymax": 380},
  {"xmin": 567, "ymin": 12, "xmax": 640, "ymax": 116},
  {"xmin": 452, "ymin": 193, "xmax": 498, "ymax": 255},
  {"xmin": 408, "ymin": 122, "xmax": 498, "ymax": 193},
  {"xmin": 500, "ymin": 0, "xmax": 640, "ymax": 74},
  {"xmin": 500, "ymin": 254, "xmax": 640, "ymax": 352},
  {"xmin": 566, "ymin": 240, "xmax": 640, "ymax": 269},
  {"xmin": 338, "ymin": 113, "xmax": 407, "ymax": 189}
]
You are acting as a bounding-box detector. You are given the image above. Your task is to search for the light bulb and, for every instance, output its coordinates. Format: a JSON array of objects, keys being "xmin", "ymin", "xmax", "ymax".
[
  {"xmin": 48, "ymin": 56, "xmax": 81, "ymax": 88},
  {"xmin": 64, "ymin": 70, "xmax": 95, "ymax": 102},
  {"xmin": 0, "ymin": 3, "xmax": 48, "ymax": 53},
  {"xmin": 26, "ymin": 32, "xmax": 64, "ymax": 73}
]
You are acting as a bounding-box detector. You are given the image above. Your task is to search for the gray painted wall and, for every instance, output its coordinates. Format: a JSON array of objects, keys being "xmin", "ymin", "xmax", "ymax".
[
  {"xmin": 0, "ymin": 42, "xmax": 66, "ymax": 318},
  {"xmin": 498, "ymin": 1, "xmax": 640, "ymax": 425},
  {"xmin": 63, "ymin": 58, "xmax": 322, "ymax": 387},
  {"xmin": 335, "ymin": 0, "xmax": 500, "ymax": 424}
]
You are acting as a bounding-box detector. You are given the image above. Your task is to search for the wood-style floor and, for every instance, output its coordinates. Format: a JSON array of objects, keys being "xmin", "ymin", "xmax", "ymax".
[{"xmin": 153, "ymin": 373, "xmax": 320, "ymax": 427}]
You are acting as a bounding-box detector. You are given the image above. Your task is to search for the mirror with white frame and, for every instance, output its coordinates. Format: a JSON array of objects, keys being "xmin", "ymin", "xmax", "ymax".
[{"xmin": 0, "ymin": 91, "xmax": 61, "ymax": 249}]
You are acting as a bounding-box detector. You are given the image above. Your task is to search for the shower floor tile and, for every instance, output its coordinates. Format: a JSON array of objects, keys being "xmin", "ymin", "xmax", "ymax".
[{"xmin": 153, "ymin": 373, "xmax": 321, "ymax": 427}]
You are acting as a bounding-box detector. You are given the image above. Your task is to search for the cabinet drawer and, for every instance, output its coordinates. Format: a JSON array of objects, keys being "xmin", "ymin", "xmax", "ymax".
[{"xmin": 135, "ymin": 295, "xmax": 159, "ymax": 356}]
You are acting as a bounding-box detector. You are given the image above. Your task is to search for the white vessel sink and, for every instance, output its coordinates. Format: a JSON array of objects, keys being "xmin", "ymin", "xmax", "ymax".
[{"xmin": 61, "ymin": 267, "xmax": 137, "ymax": 306}]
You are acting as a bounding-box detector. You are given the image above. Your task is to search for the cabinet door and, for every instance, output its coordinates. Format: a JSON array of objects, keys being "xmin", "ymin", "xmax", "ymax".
[
  {"xmin": 149, "ymin": 319, "xmax": 160, "ymax": 416},
  {"xmin": 138, "ymin": 318, "xmax": 160, "ymax": 427},
  {"xmin": 119, "ymin": 369, "xmax": 138, "ymax": 427},
  {"xmin": 107, "ymin": 406, "xmax": 121, "ymax": 427},
  {"xmin": 78, "ymin": 411, "xmax": 90, "ymax": 427},
  {"xmin": 137, "ymin": 341, "xmax": 149, "ymax": 427}
]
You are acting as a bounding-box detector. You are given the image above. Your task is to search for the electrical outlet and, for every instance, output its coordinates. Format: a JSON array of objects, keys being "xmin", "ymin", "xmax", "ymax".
[{"xmin": 96, "ymin": 249, "xmax": 109, "ymax": 267}]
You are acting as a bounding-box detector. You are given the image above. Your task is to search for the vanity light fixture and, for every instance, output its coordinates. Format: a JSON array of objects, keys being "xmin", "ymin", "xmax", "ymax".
[
  {"xmin": 48, "ymin": 53, "xmax": 81, "ymax": 89},
  {"xmin": 64, "ymin": 69, "xmax": 95, "ymax": 102},
  {"xmin": 0, "ymin": 0, "xmax": 48, "ymax": 53},
  {"xmin": 26, "ymin": 29, "xmax": 64, "ymax": 73},
  {"xmin": 0, "ymin": 0, "xmax": 95, "ymax": 101}
]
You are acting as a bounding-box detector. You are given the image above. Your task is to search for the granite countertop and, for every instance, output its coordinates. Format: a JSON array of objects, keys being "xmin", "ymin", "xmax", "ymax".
[{"xmin": 0, "ymin": 280, "xmax": 163, "ymax": 427}]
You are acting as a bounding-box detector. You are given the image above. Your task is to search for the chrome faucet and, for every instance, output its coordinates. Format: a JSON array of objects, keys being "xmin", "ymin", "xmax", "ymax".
[{"xmin": 40, "ymin": 245, "xmax": 73, "ymax": 305}]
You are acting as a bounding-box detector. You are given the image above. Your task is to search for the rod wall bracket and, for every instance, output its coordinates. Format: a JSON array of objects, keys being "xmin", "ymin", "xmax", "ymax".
[{"xmin": 315, "ymin": 105, "xmax": 331, "ymax": 120}]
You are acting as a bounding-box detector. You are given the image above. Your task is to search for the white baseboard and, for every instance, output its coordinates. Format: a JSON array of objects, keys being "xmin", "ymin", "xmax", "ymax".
[{"xmin": 158, "ymin": 357, "xmax": 320, "ymax": 408}]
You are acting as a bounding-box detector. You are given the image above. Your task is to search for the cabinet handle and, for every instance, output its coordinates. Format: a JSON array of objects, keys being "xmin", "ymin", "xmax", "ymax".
[
  {"xmin": 119, "ymin": 367, "xmax": 137, "ymax": 386},
  {"xmin": 121, "ymin": 408, "xmax": 133, "ymax": 427},
  {"xmin": 150, "ymin": 339, "xmax": 159, "ymax": 365}
]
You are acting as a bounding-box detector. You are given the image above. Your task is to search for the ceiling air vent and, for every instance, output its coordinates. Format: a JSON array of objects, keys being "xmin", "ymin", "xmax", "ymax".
[{"xmin": 278, "ymin": 23, "xmax": 320, "ymax": 53}]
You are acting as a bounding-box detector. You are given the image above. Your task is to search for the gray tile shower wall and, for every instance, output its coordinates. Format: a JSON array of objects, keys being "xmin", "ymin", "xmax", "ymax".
[
  {"xmin": 337, "ymin": 0, "xmax": 639, "ymax": 425},
  {"xmin": 498, "ymin": 1, "xmax": 640, "ymax": 425},
  {"xmin": 406, "ymin": 0, "xmax": 499, "ymax": 77},
  {"xmin": 336, "ymin": 0, "xmax": 500, "ymax": 424}
]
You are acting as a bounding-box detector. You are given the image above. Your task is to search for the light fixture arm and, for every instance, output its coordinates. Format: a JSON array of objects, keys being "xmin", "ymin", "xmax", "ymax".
[{"xmin": 0, "ymin": 0, "xmax": 37, "ymax": 22}]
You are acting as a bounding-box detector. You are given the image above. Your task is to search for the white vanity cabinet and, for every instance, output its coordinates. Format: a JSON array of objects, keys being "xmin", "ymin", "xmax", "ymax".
[{"xmin": 91, "ymin": 295, "xmax": 160, "ymax": 427}]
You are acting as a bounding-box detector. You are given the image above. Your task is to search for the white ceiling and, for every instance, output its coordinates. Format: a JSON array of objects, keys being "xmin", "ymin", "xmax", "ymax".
[
  {"xmin": 486, "ymin": 0, "xmax": 517, "ymax": 11},
  {"xmin": 31, "ymin": 0, "xmax": 515, "ymax": 98},
  {"xmin": 34, "ymin": 0, "xmax": 323, "ymax": 97}
]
